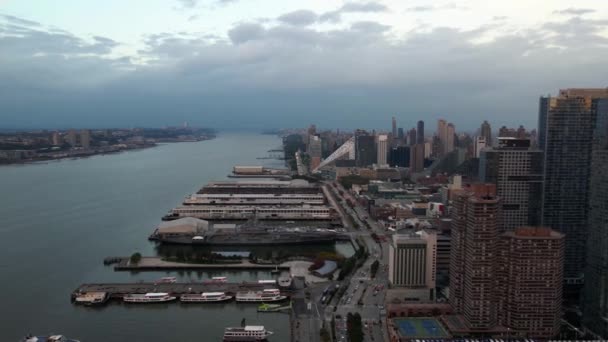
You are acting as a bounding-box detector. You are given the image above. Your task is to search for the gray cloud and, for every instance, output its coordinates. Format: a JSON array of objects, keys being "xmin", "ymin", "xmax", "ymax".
[
  {"xmin": 406, "ymin": 3, "xmax": 469, "ymax": 13},
  {"xmin": 406, "ymin": 6, "xmax": 434, "ymax": 12},
  {"xmin": 320, "ymin": 1, "xmax": 388, "ymax": 23},
  {"xmin": 0, "ymin": 14, "xmax": 41, "ymax": 27},
  {"xmin": 1, "ymin": 13, "xmax": 608, "ymax": 131},
  {"xmin": 553, "ymin": 8, "xmax": 596, "ymax": 16},
  {"xmin": 278, "ymin": 10, "xmax": 318, "ymax": 26}
]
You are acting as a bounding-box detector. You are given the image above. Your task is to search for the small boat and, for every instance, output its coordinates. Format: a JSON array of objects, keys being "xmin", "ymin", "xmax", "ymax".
[
  {"xmin": 22, "ymin": 335, "xmax": 80, "ymax": 342},
  {"xmin": 204, "ymin": 276, "xmax": 227, "ymax": 284},
  {"xmin": 123, "ymin": 292, "xmax": 176, "ymax": 303},
  {"xmin": 236, "ymin": 289, "xmax": 286, "ymax": 303},
  {"xmin": 223, "ymin": 325, "xmax": 273, "ymax": 341},
  {"xmin": 180, "ymin": 292, "xmax": 233, "ymax": 303},
  {"xmin": 156, "ymin": 276, "xmax": 177, "ymax": 284},
  {"xmin": 74, "ymin": 291, "xmax": 108, "ymax": 306}
]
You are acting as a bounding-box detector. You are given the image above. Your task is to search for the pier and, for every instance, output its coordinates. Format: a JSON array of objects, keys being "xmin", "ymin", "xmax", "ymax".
[
  {"xmin": 72, "ymin": 281, "xmax": 284, "ymax": 301},
  {"xmin": 109, "ymin": 257, "xmax": 290, "ymax": 272}
]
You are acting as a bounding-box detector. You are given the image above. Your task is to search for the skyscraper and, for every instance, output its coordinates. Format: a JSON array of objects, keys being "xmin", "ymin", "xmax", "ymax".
[
  {"xmin": 474, "ymin": 136, "xmax": 486, "ymax": 158},
  {"xmin": 479, "ymin": 137, "xmax": 543, "ymax": 231},
  {"xmin": 445, "ymin": 123, "xmax": 455, "ymax": 154},
  {"xmin": 388, "ymin": 146, "xmax": 410, "ymax": 167},
  {"xmin": 376, "ymin": 134, "xmax": 388, "ymax": 166},
  {"xmin": 417, "ymin": 120, "xmax": 425, "ymax": 144},
  {"xmin": 355, "ymin": 130, "xmax": 376, "ymax": 167},
  {"xmin": 496, "ymin": 227, "xmax": 564, "ymax": 339},
  {"xmin": 409, "ymin": 143, "xmax": 425, "ymax": 173},
  {"xmin": 308, "ymin": 135, "xmax": 322, "ymax": 170},
  {"xmin": 392, "ymin": 117, "xmax": 397, "ymax": 138},
  {"xmin": 540, "ymin": 88, "xmax": 608, "ymax": 284},
  {"xmin": 480, "ymin": 120, "xmax": 492, "ymax": 147},
  {"xmin": 51, "ymin": 132, "xmax": 62, "ymax": 146},
  {"xmin": 449, "ymin": 184, "xmax": 500, "ymax": 329},
  {"xmin": 583, "ymin": 96, "xmax": 608, "ymax": 338},
  {"xmin": 408, "ymin": 128, "xmax": 417, "ymax": 146},
  {"xmin": 397, "ymin": 127, "xmax": 404, "ymax": 140},
  {"xmin": 437, "ymin": 119, "xmax": 447, "ymax": 156}
]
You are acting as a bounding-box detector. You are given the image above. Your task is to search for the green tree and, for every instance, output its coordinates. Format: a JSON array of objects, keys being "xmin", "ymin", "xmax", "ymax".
[{"xmin": 130, "ymin": 252, "xmax": 142, "ymax": 264}]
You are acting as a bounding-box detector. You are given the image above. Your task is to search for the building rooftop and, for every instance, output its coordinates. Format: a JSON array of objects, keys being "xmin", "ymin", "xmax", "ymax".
[{"xmin": 392, "ymin": 317, "xmax": 450, "ymax": 339}]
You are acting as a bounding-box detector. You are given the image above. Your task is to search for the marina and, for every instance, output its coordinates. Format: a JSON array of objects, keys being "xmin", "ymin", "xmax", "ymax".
[{"xmin": 108, "ymin": 256, "xmax": 291, "ymax": 271}]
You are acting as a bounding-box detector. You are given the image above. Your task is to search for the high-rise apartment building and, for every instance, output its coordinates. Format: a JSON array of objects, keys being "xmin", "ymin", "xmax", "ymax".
[
  {"xmin": 417, "ymin": 120, "xmax": 425, "ymax": 144},
  {"xmin": 392, "ymin": 117, "xmax": 397, "ymax": 138},
  {"xmin": 496, "ymin": 227, "xmax": 564, "ymax": 339},
  {"xmin": 80, "ymin": 129, "xmax": 91, "ymax": 149},
  {"xmin": 540, "ymin": 88, "xmax": 608, "ymax": 284},
  {"xmin": 409, "ymin": 144, "xmax": 425, "ymax": 173},
  {"xmin": 66, "ymin": 129, "xmax": 77, "ymax": 146},
  {"xmin": 446, "ymin": 123, "xmax": 455, "ymax": 154},
  {"xmin": 308, "ymin": 135, "xmax": 322, "ymax": 170},
  {"xmin": 437, "ymin": 119, "xmax": 447, "ymax": 156},
  {"xmin": 389, "ymin": 146, "xmax": 410, "ymax": 167},
  {"xmin": 397, "ymin": 127, "xmax": 404, "ymax": 140},
  {"xmin": 481, "ymin": 120, "xmax": 492, "ymax": 147},
  {"xmin": 474, "ymin": 136, "xmax": 486, "ymax": 158},
  {"xmin": 376, "ymin": 134, "xmax": 388, "ymax": 166},
  {"xmin": 51, "ymin": 132, "xmax": 62, "ymax": 146},
  {"xmin": 583, "ymin": 96, "xmax": 608, "ymax": 338},
  {"xmin": 408, "ymin": 128, "xmax": 417, "ymax": 146},
  {"xmin": 479, "ymin": 137, "xmax": 543, "ymax": 231},
  {"xmin": 355, "ymin": 130, "xmax": 376, "ymax": 167},
  {"xmin": 389, "ymin": 231, "xmax": 437, "ymax": 299},
  {"xmin": 449, "ymin": 184, "xmax": 500, "ymax": 330}
]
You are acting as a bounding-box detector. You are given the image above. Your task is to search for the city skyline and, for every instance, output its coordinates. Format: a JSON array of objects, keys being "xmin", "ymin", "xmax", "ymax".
[{"xmin": 1, "ymin": 1, "xmax": 607, "ymax": 129}]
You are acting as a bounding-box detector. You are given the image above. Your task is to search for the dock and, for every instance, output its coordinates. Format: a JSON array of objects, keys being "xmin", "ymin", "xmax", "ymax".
[
  {"xmin": 72, "ymin": 281, "xmax": 285, "ymax": 301},
  {"xmin": 109, "ymin": 257, "xmax": 290, "ymax": 272}
]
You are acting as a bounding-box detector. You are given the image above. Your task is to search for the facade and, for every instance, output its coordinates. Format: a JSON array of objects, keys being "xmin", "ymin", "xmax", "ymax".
[
  {"xmin": 446, "ymin": 123, "xmax": 455, "ymax": 154},
  {"xmin": 389, "ymin": 146, "xmax": 410, "ymax": 168},
  {"xmin": 583, "ymin": 97, "xmax": 608, "ymax": 338},
  {"xmin": 409, "ymin": 144, "xmax": 425, "ymax": 173},
  {"xmin": 389, "ymin": 231, "xmax": 437, "ymax": 299},
  {"xmin": 51, "ymin": 131, "xmax": 62, "ymax": 146},
  {"xmin": 377, "ymin": 134, "xmax": 388, "ymax": 166},
  {"xmin": 408, "ymin": 128, "xmax": 417, "ymax": 146},
  {"xmin": 540, "ymin": 88, "xmax": 608, "ymax": 284},
  {"xmin": 481, "ymin": 120, "xmax": 492, "ymax": 147},
  {"xmin": 392, "ymin": 117, "xmax": 397, "ymax": 138},
  {"xmin": 66, "ymin": 129, "xmax": 77, "ymax": 146},
  {"xmin": 474, "ymin": 136, "xmax": 486, "ymax": 158},
  {"xmin": 449, "ymin": 184, "xmax": 500, "ymax": 330},
  {"xmin": 355, "ymin": 131, "xmax": 376, "ymax": 167},
  {"xmin": 437, "ymin": 119, "xmax": 447, "ymax": 156},
  {"xmin": 417, "ymin": 120, "xmax": 425, "ymax": 144},
  {"xmin": 80, "ymin": 129, "xmax": 91, "ymax": 149},
  {"xmin": 496, "ymin": 227, "xmax": 564, "ymax": 339},
  {"xmin": 479, "ymin": 137, "xmax": 543, "ymax": 231}
]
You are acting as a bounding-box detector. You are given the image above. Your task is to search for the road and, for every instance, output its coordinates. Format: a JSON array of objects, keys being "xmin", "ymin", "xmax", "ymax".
[{"xmin": 323, "ymin": 181, "xmax": 391, "ymax": 342}]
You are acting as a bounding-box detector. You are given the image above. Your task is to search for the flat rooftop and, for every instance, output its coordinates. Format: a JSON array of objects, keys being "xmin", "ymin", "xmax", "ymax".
[{"xmin": 392, "ymin": 317, "xmax": 450, "ymax": 339}]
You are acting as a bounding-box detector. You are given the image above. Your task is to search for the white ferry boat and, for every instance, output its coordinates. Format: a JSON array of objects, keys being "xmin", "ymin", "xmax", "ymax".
[
  {"xmin": 123, "ymin": 292, "xmax": 176, "ymax": 303},
  {"xmin": 180, "ymin": 292, "xmax": 233, "ymax": 303},
  {"xmin": 156, "ymin": 276, "xmax": 177, "ymax": 284},
  {"xmin": 223, "ymin": 325, "xmax": 273, "ymax": 341},
  {"xmin": 204, "ymin": 276, "xmax": 228, "ymax": 284},
  {"xmin": 22, "ymin": 335, "xmax": 80, "ymax": 342},
  {"xmin": 73, "ymin": 291, "xmax": 108, "ymax": 306},
  {"xmin": 235, "ymin": 289, "xmax": 286, "ymax": 302}
]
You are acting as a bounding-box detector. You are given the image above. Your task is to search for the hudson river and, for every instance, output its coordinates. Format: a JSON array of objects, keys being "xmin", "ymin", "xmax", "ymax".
[{"xmin": 0, "ymin": 132, "xmax": 351, "ymax": 341}]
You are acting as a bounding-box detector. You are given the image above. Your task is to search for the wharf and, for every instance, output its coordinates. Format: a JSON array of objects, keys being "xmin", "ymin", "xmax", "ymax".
[
  {"xmin": 72, "ymin": 282, "xmax": 281, "ymax": 300},
  {"xmin": 109, "ymin": 257, "xmax": 290, "ymax": 271}
]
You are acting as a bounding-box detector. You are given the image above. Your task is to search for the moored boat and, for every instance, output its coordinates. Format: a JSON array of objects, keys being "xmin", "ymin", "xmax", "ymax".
[
  {"xmin": 156, "ymin": 276, "xmax": 177, "ymax": 284},
  {"xmin": 203, "ymin": 276, "xmax": 227, "ymax": 284},
  {"xmin": 223, "ymin": 325, "xmax": 273, "ymax": 341},
  {"xmin": 73, "ymin": 291, "xmax": 108, "ymax": 305},
  {"xmin": 123, "ymin": 292, "xmax": 176, "ymax": 303},
  {"xmin": 235, "ymin": 289, "xmax": 286, "ymax": 303},
  {"xmin": 21, "ymin": 335, "xmax": 80, "ymax": 342},
  {"xmin": 180, "ymin": 292, "xmax": 233, "ymax": 303}
]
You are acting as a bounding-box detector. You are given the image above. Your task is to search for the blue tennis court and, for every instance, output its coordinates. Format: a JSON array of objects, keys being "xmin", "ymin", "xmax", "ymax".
[{"xmin": 393, "ymin": 317, "xmax": 450, "ymax": 338}]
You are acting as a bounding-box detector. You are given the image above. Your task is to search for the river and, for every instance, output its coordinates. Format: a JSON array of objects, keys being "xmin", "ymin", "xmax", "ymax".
[{"xmin": 0, "ymin": 132, "xmax": 350, "ymax": 341}]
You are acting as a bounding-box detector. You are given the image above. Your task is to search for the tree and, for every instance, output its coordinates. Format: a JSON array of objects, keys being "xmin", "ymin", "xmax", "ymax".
[{"xmin": 130, "ymin": 252, "xmax": 142, "ymax": 264}]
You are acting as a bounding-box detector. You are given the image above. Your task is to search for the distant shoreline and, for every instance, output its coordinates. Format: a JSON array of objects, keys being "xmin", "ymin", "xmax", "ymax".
[{"xmin": 0, "ymin": 136, "xmax": 216, "ymax": 167}]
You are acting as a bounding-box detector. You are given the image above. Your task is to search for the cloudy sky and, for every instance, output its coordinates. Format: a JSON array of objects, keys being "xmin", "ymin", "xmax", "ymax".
[{"xmin": 1, "ymin": 0, "xmax": 607, "ymax": 131}]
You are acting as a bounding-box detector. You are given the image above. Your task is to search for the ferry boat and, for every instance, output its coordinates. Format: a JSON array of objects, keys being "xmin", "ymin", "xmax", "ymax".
[
  {"xmin": 235, "ymin": 289, "xmax": 286, "ymax": 302},
  {"xmin": 204, "ymin": 276, "xmax": 228, "ymax": 284},
  {"xmin": 73, "ymin": 291, "xmax": 108, "ymax": 306},
  {"xmin": 180, "ymin": 292, "xmax": 233, "ymax": 303},
  {"xmin": 22, "ymin": 335, "xmax": 80, "ymax": 342},
  {"xmin": 223, "ymin": 325, "xmax": 273, "ymax": 341},
  {"xmin": 123, "ymin": 292, "xmax": 176, "ymax": 303},
  {"xmin": 156, "ymin": 276, "xmax": 177, "ymax": 284}
]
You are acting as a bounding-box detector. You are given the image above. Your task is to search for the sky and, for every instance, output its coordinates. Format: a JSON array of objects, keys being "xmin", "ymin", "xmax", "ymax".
[{"xmin": 1, "ymin": 0, "xmax": 607, "ymax": 131}]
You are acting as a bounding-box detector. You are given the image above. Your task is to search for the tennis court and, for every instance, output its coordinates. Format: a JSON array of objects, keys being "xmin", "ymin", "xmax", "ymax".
[{"xmin": 393, "ymin": 317, "xmax": 450, "ymax": 338}]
